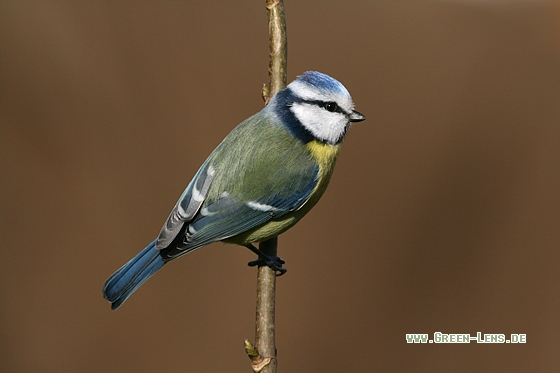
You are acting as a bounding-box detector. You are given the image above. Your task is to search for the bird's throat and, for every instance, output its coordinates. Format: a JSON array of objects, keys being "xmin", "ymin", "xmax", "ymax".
[{"xmin": 306, "ymin": 140, "xmax": 340, "ymax": 174}]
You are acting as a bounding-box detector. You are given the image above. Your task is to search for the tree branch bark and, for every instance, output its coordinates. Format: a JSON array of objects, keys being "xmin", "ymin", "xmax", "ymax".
[
  {"xmin": 264, "ymin": 0, "xmax": 287, "ymax": 102},
  {"xmin": 246, "ymin": 1, "xmax": 287, "ymax": 372},
  {"xmin": 253, "ymin": 237, "xmax": 279, "ymax": 373}
]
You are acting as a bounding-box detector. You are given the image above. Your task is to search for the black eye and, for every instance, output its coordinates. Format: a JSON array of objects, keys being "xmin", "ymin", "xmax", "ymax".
[{"xmin": 325, "ymin": 102, "xmax": 338, "ymax": 112}]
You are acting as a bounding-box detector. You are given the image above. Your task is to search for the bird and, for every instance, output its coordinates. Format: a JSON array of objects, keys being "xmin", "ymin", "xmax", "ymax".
[{"xmin": 103, "ymin": 71, "xmax": 365, "ymax": 310}]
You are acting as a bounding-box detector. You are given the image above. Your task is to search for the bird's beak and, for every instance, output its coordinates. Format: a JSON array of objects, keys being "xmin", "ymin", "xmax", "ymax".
[{"xmin": 349, "ymin": 110, "xmax": 366, "ymax": 123}]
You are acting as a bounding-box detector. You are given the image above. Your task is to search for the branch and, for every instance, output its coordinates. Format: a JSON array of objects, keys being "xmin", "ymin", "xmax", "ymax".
[
  {"xmin": 262, "ymin": 0, "xmax": 287, "ymax": 103},
  {"xmin": 246, "ymin": 1, "xmax": 287, "ymax": 373},
  {"xmin": 254, "ymin": 237, "xmax": 279, "ymax": 373}
]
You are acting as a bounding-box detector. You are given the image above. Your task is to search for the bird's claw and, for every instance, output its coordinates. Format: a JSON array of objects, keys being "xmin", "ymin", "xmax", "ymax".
[{"xmin": 248, "ymin": 256, "xmax": 287, "ymax": 276}]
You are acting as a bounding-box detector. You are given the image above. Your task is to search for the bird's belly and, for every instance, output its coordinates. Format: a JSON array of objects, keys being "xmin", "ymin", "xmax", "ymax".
[{"xmin": 224, "ymin": 215, "xmax": 300, "ymax": 245}]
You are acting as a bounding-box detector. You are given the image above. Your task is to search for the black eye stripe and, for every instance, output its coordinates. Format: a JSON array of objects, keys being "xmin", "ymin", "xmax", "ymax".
[
  {"xmin": 284, "ymin": 88, "xmax": 348, "ymax": 115},
  {"xmin": 303, "ymin": 100, "xmax": 347, "ymax": 115}
]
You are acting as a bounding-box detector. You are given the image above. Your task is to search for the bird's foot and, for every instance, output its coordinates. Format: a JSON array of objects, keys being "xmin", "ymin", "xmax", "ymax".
[
  {"xmin": 248, "ymin": 255, "xmax": 287, "ymax": 276},
  {"xmin": 245, "ymin": 243, "xmax": 287, "ymax": 276}
]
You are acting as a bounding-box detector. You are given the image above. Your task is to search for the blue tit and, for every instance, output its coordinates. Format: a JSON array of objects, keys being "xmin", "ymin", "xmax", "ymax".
[{"xmin": 103, "ymin": 71, "xmax": 365, "ymax": 310}]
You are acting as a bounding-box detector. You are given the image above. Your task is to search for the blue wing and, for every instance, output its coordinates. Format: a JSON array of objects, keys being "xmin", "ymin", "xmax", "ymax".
[
  {"xmin": 155, "ymin": 114, "xmax": 322, "ymax": 260},
  {"xmin": 157, "ymin": 163, "xmax": 319, "ymax": 260}
]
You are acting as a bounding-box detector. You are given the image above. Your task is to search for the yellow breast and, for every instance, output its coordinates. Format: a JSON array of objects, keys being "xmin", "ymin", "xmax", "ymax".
[
  {"xmin": 301, "ymin": 140, "xmax": 340, "ymax": 209},
  {"xmin": 306, "ymin": 140, "xmax": 341, "ymax": 179}
]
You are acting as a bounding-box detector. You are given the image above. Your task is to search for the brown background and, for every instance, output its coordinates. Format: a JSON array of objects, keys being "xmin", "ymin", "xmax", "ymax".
[{"xmin": 2, "ymin": 1, "xmax": 560, "ymax": 372}]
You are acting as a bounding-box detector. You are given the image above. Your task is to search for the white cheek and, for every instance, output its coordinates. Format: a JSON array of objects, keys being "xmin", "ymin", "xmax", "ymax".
[{"xmin": 291, "ymin": 103, "xmax": 347, "ymax": 144}]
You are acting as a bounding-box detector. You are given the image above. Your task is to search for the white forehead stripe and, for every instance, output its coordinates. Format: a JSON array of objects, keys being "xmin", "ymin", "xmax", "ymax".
[
  {"xmin": 288, "ymin": 80, "xmax": 354, "ymax": 112},
  {"xmin": 289, "ymin": 80, "xmax": 330, "ymax": 101}
]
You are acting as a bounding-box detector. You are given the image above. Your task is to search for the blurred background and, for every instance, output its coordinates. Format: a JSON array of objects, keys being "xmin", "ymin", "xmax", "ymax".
[{"xmin": 1, "ymin": 0, "xmax": 559, "ymax": 372}]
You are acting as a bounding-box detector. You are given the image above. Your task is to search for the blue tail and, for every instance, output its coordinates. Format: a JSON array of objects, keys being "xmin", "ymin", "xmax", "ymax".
[{"xmin": 103, "ymin": 239, "xmax": 165, "ymax": 310}]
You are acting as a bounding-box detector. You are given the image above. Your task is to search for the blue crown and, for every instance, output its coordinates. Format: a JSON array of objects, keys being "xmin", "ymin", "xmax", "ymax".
[{"xmin": 296, "ymin": 71, "xmax": 346, "ymax": 95}]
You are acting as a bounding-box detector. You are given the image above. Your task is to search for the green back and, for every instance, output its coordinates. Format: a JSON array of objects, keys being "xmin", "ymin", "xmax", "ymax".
[{"xmin": 204, "ymin": 112, "xmax": 316, "ymax": 206}]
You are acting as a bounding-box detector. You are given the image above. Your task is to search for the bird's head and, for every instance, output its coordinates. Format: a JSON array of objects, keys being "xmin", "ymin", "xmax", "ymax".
[{"xmin": 269, "ymin": 71, "xmax": 365, "ymax": 145}]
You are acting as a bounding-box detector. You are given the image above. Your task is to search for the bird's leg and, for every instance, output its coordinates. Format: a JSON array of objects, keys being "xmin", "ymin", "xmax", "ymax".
[{"xmin": 245, "ymin": 243, "xmax": 287, "ymax": 276}]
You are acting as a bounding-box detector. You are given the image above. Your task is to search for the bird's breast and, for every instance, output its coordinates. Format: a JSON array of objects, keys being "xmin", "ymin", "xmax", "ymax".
[
  {"xmin": 297, "ymin": 140, "xmax": 341, "ymax": 213},
  {"xmin": 306, "ymin": 140, "xmax": 340, "ymax": 181},
  {"xmin": 305, "ymin": 140, "xmax": 341, "ymax": 175}
]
